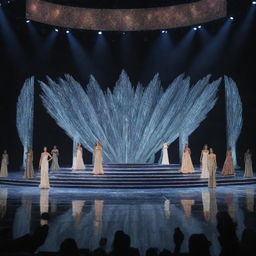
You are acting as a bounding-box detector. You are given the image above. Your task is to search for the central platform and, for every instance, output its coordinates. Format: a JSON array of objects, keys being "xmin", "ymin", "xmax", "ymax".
[{"xmin": 0, "ymin": 164, "xmax": 255, "ymax": 189}]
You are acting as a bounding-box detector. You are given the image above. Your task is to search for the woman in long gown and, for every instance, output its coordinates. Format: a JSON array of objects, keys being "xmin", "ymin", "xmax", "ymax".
[
  {"xmin": 244, "ymin": 149, "xmax": 253, "ymax": 178},
  {"xmin": 161, "ymin": 141, "xmax": 170, "ymax": 165},
  {"xmin": 221, "ymin": 148, "xmax": 234, "ymax": 176},
  {"xmin": 39, "ymin": 147, "xmax": 52, "ymax": 189},
  {"xmin": 180, "ymin": 143, "xmax": 194, "ymax": 173},
  {"xmin": 0, "ymin": 150, "xmax": 8, "ymax": 177},
  {"xmin": 93, "ymin": 141, "xmax": 104, "ymax": 175},
  {"xmin": 200, "ymin": 145, "xmax": 209, "ymax": 178},
  {"xmin": 50, "ymin": 145, "xmax": 60, "ymax": 172},
  {"xmin": 72, "ymin": 143, "xmax": 85, "ymax": 170},
  {"xmin": 24, "ymin": 148, "xmax": 34, "ymax": 179},
  {"xmin": 208, "ymin": 148, "xmax": 217, "ymax": 188}
]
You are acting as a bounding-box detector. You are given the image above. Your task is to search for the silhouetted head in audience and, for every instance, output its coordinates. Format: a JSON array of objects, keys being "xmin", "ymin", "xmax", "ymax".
[
  {"xmin": 112, "ymin": 230, "xmax": 125, "ymax": 250},
  {"xmin": 29, "ymin": 224, "xmax": 49, "ymax": 253},
  {"xmin": 189, "ymin": 234, "xmax": 211, "ymax": 256},
  {"xmin": 159, "ymin": 249, "xmax": 172, "ymax": 256},
  {"xmin": 241, "ymin": 228, "xmax": 256, "ymax": 256},
  {"xmin": 41, "ymin": 212, "xmax": 50, "ymax": 221},
  {"xmin": 60, "ymin": 238, "xmax": 79, "ymax": 256},
  {"xmin": 146, "ymin": 248, "xmax": 158, "ymax": 256},
  {"xmin": 217, "ymin": 211, "xmax": 237, "ymax": 235},
  {"xmin": 99, "ymin": 237, "xmax": 107, "ymax": 248},
  {"xmin": 93, "ymin": 248, "xmax": 108, "ymax": 256}
]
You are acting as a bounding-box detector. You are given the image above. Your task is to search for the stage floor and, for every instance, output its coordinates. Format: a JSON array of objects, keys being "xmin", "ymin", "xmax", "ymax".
[
  {"xmin": 0, "ymin": 185, "xmax": 255, "ymax": 255},
  {"xmin": 0, "ymin": 164, "xmax": 255, "ymax": 188}
]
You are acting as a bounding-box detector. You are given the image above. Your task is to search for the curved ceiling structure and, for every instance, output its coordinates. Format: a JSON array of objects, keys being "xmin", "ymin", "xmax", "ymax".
[{"xmin": 26, "ymin": 0, "xmax": 227, "ymax": 31}]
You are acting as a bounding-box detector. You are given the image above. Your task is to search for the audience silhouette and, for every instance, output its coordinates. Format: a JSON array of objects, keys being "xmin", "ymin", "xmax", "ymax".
[{"xmin": 0, "ymin": 211, "xmax": 255, "ymax": 256}]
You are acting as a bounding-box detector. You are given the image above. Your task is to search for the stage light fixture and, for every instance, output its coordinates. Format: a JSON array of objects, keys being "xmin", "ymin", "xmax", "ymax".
[
  {"xmin": 193, "ymin": 27, "xmax": 197, "ymax": 30},
  {"xmin": 55, "ymin": 28, "xmax": 58, "ymax": 32},
  {"xmin": 26, "ymin": 20, "xmax": 30, "ymax": 23},
  {"xmin": 98, "ymin": 31, "xmax": 102, "ymax": 35},
  {"xmin": 66, "ymin": 30, "xmax": 70, "ymax": 34},
  {"xmin": 253, "ymin": 1, "xmax": 256, "ymax": 5},
  {"xmin": 198, "ymin": 25, "xmax": 202, "ymax": 28},
  {"xmin": 230, "ymin": 16, "xmax": 234, "ymax": 20}
]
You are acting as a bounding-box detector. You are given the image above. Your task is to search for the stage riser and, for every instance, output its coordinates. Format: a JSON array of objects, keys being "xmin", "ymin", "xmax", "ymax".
[{"xmin": 1, "ymin": 165, "xmax": 255, "ymax": 189}]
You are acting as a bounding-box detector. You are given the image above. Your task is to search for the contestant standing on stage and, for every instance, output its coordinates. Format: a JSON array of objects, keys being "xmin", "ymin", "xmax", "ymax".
[
  {"xmin": 244, "ymin": 149, "xmax": 253, "ymax": 177},
  {"xmin": 93, "ymin": 141, "xmax": 104, "ymax": 175},
  {"xmin": 39, "ymin": 147, "xmax": 52, "ymax": 189},
  {"xmin": 50, "ymin": 145, "xmax": 60, "ymax": 172},
  {"xmin": 207, "ymin": 148, "xmax": 217, "ymax": 188},
  {"xmin": 161, "ymin": 141, "xmax": 170, "ymax": 165},
  {"xmin": 180, "ymin": 143, "xmax": 194, "ymax": 173},
  {"xmin": 221, "ymin": 148, "xmax": 234, "ymax": 176},
  {"xmin": 24, "ymin": 148, "xmax": 34, "ymax": 179},
  {"xmin": 72, "ymin": 143, "xmax": 85, "ymax": 170},
  {"xmin": 200, "ymin": 144, "xmax": 209, "ymax": 178},
  {"xmin": 0, "ymin": 150, "xmax": 8, "ymax": 177}
]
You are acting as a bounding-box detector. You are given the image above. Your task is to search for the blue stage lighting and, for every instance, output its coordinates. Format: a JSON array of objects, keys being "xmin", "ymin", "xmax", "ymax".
[
  {"xmin": 66, "ymin": 30, "xmax": 70, "ymax": 34},
  {"xmin": 55, "ymin": 28, "xmax": 59, "ymax": 32},
  {"xmin": 193, "ymin": 27, "xmax": 197, "ymax": 31},
  {"xmin": 230, "ymin": 16, "xmax": 234, "ymax": 20},
  {"xmin": 198, "ymin": 25, "xmax": 202, "ymax": 29},
  {"xmin": 98, "ymin": 31, "xmax": 102, "ymax": 35},
  {"xmin": 253, "ymin": 1, "xmax": 256, "ymax": 5},
  {"xmin": 26, "ymin": 20, "xmax": 30, "ymax": 23}
]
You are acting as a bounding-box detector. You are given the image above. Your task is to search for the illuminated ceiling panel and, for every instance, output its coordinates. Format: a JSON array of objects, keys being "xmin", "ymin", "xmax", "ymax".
[{"xmin": 26, "ymin": 0, "xmax": 227, "ymax": 31}]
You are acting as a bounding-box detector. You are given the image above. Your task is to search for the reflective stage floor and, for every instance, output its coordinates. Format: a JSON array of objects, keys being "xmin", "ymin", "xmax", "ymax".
[{"xmin": 0, "ymin": 185, "xmax": 256, "ymax": 255}]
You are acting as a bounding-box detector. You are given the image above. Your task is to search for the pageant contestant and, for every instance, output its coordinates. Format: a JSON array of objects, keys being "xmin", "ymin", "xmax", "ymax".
[
  {"xmin": 50, "ymin": 145, "xmax": 60, "ymax": 172},
  {"xmin": 207, "ymin": 148, "xmax": 217, "ymax": 188},
  {"xmin": 200, "ymin": 144, "xmax": 209, "ymax": 178},
  {"xmin": 93, "ymin": 141, "xmax": 104, "ymax": 175},
  {"xmin": 244, "ymin": 149, "xmax": 253, "ymax": 178},
  {"xmin": 39, "ymin": 147, "xmax": 52, "ymax": 189},
  {"xmin": 180, "ymin": 143, "xmax": 194, "ymax": 173},
  {"xmin": 161, "ymin": 141, "xmax": 170, "ymax": 165},
  {"xmin": 24, "ymin": 148, "xmax": 34, "ymax": 179},
  {"xmin": 72, "ymin": 143, "xmax": 85, "ymax": 170},
  {"xmin": 221, "ymin": 148, "xmax": 235, "ymax": 176},
  {"xmin": 0, "ymin": 150, "xmax": 8, "ymax": 177}
]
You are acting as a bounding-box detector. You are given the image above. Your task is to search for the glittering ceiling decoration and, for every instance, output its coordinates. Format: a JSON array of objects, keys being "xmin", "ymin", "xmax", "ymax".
[{"xmin": 26, "ymin": 0, "xmax": 227, "ymax": 31}]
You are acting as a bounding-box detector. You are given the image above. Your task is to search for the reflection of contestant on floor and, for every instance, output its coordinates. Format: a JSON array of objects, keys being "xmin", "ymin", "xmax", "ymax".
[
  {"xmin": 94, "ymin": 200, "xmax": 104, "ymax": 233},
  {"xmin": 40, "ymin": 189, "xmax": 49, "ymax": 225},
  {"xmin": 72, "ymin": 200, "xmax": 85, "ymax": 226},
  {"xmin": 0, "ymin": 188, "xmax": 8, "ymax": 219}
]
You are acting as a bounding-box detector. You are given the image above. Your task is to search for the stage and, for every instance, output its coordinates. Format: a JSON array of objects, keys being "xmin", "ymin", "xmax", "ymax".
[{"xmin": 0, "ymin": 164, "xmax": 255, "ymax": 189}]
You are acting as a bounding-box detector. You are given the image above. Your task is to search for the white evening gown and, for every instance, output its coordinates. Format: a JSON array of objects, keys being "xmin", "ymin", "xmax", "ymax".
[
  {"xmin": 200, "ymin": 151, "xmax": 209, "ymax": 178},
  {"xmin": 73, "ymin": 149, "xmax": 85, "ymax": 170},
  {"xmin": 161, "ymin": 143, "xmax": 170, "ymax": 165},
  {"xmin": 39, "ymin": 154, "xmax": 50, "ymax": 189}
]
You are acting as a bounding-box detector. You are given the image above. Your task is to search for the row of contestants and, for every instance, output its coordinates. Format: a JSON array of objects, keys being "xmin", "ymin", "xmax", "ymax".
[
  {"xmin": 162, "ymin": 142, "xmax": 254, "ymax": 177},
  {"xmin": 38, "ymin": 142, "xmax": 104, "ymax": 189}
]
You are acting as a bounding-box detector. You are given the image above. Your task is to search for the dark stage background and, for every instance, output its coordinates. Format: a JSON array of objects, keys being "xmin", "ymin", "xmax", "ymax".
[{"xmin": 0, "ymin": 0, "xmax": 255, "ymax": 171}]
